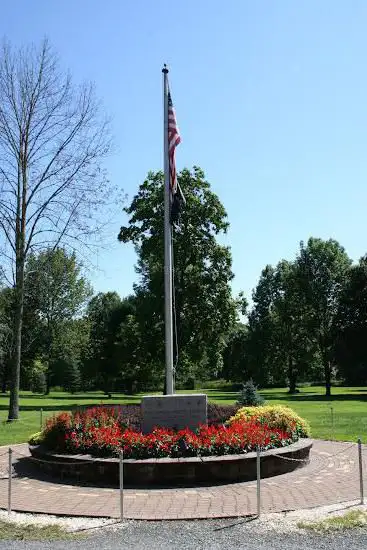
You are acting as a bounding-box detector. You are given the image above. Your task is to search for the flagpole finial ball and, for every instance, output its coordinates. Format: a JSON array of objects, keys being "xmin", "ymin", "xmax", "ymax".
[{"xmin": 162, "ymin": 64, "xmax": 169, "ymax": 74}]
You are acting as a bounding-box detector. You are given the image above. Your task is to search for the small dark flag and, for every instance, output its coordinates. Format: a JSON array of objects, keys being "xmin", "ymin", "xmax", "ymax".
[{"xmin": 168, "ymin": 88, "xmax": 184, "ymax": 224}]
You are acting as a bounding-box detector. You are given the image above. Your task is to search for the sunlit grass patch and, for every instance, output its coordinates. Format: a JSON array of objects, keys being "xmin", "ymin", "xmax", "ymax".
[{"xmin": 298, "ymin": 509, "xmax": 367, "ymax": 532}]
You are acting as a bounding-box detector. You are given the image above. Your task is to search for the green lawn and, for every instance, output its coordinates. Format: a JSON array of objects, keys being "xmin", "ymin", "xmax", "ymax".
[
  {"xmin": 0, "ymin": 521, "xmax": 80, "ymax": 541},
  {"xmin": 0, "ymin": 386, "xmax": 366, "ymax": 446}
]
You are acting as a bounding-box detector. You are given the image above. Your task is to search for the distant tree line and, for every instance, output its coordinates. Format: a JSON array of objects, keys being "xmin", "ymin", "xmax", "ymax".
[
  {"xmin": 0, "ymin": 166, "xmax": 244, "ymax": 397},
  {"xmin": 1, "ymin": 169, "xmax": 366, "ymax": 401},
  {"xmin": 223, "ymin": 238, "xmax": 367, "ymax": 395}
]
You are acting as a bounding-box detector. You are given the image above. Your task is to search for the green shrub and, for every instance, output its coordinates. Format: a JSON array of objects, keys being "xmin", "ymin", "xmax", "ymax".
[
  {"xmin": 29, "ymin": 432, "xmax": 45, "ymax": 445},
  {"xmin": 228, "ymin": 404, "xmax": 311, "ymax": 438},
  {"xmin": 237, "ymin": 379, "xmax": 264, "ymax": 406}
]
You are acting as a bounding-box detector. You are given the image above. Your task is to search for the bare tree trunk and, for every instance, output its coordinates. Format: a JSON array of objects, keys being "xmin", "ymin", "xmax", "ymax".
[
  {"xmin": 8, "ymin": 105, "xmax": 28, "ymax": 420},
  {"xmin": 325, "ymin": 360, "xmax": 332, "ymax": 397},
  {"xmin": 288, "ymin": 356, "xmax": 297, "ymax": 394},
  {"xmin": 8, "ymin": 258, "xmax": 25, "ymax": 420},
  {"xmin": 0, "ymin": 39, "xmax": 112, "ymax": 420},
  {"xmin": 45, "ymin": 325, "xmax": 52, "ymax": 395},
  {"xmin": 45, "ymin": 367, "xmax": 51, "ymax": 395},
  {"xmin": 1, "ymin": 366, "xmax": 7, "ymax": 393}
]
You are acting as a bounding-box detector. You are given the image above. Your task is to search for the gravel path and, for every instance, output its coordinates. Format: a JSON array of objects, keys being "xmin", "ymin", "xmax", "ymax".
[
  {"xmin": 0, "ymin": 503, "xmax": 367, "ymax": 550},
  {"xmin": 0, "ymin": 519, "xmax": 366, "ymax": 550}
]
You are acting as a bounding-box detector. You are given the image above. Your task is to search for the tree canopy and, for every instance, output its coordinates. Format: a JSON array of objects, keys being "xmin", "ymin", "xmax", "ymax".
[{"xmin": 118, "ymin": 167, "xmax": 242, "ymax": 387}]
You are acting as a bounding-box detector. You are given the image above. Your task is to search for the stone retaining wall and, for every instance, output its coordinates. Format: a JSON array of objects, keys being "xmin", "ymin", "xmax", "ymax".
[{"xmin": 29, "ymin": 439, "xmax": 312, "ymax": 487}]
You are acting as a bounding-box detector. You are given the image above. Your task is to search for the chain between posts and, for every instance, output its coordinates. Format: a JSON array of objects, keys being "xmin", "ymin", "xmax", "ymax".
[
  {"xmin": 9, "ymin": 441, "xmax": 358, "ymax": 468},
  {"xmin": 119, "ymin": 451, "xmax": 124, "ymax": 522},
  {"xmin": 268, "ymin": 442, "xmax": 356, "ymax": 463},
  {"xmin": 12, "ymin": 448, "xmax": 99, "ymax": 467},
  {"xmin": 358, "ymin": 438, "xmax": 364, "ymax": 505},
  {"xmin": 256, "ymin": 446, "xmax": 261, "ymax": 518},
  {"xmin": 8, "ymin": 448, "xmax": 12, "ymax": 514}
]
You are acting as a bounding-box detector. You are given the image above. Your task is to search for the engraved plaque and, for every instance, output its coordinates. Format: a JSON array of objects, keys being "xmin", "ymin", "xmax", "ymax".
[{"xmin": 141, "ymin": 394, "xmax": 207, "ymax": 433}]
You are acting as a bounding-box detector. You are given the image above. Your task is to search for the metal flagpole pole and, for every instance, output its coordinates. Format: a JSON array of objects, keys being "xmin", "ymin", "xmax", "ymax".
[{"xmin": 162, "ymin": 64, "xmax": 174, "ymax": 395}]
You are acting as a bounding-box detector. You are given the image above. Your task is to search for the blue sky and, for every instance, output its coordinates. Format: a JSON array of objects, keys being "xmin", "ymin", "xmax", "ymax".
[{"xmin": 2, "ymin": 1, "xmax": 367, "ymax": 301}]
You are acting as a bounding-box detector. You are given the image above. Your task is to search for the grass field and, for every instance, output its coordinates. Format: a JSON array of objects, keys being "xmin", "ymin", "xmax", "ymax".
[{"xmin": 0, "ymin": 386, "xmax": 366, "ymax": 446}]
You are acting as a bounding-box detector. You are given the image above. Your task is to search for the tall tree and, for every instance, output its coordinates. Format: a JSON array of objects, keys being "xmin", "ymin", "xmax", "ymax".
[
  {"xmin": 221, "ymin": 322, "xmax": 249, "ymax": 382},
  {"xmin": 247, "ymin": 265, "xmax": 280, "ymax": 386},
  {"xmin": 271, "ymin": 260, "xmax": 318, "ymax": 393},
  {"xmin": 296, "ymin": 238, "xmax": 352, "ymax": 396},
  {"xmin": 24, "ymin": 248, "xmax": 92, "ymax": 392},
  {"xmin": 0, "ymin": 40, "xmax": 112, "ymax": 419},
  {"xmin": 335, "ymin": 255, "xmax": 367, "ymax": 384},
  {"xmin": 118, "ymin": 167, "xmax": 241, "ymax": 387},
  {"xmin": 86, "ymin": 292, "xmax": 136, "ymax": 394},
  {"xmin": 116, "ymin": 310, "xmax": 151, "ymax": 394},
  {"xmin": 247, "ymin": 260, "xmax": 320, "ymax": 390}
]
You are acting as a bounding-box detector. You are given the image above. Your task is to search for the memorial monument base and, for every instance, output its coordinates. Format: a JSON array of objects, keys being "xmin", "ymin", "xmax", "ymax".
[{"xmin": 141, "ymin": 393, "xmax": 207, "ymax": 434}]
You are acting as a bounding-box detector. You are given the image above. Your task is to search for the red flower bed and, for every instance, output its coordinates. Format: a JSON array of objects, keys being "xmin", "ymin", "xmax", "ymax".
[{"xmin": 39, "ymin": 406, "xmax": 295, "ymax": 459}]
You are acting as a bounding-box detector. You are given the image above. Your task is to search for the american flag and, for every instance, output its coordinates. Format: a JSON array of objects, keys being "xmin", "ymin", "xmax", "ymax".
[{"xmin": 168, "ymin": 88, "xmax": 181, "ymax": 195}]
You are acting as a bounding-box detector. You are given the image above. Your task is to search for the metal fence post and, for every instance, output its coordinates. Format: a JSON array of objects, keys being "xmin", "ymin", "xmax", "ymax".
[
  {"xmin": 8, "ymin": 447, "xmax": 12, "ymax": 515},
  {"xmin": 256, "ymin": 446, "xmax": 261, "ymax": 518},
  {"xmin": 330, "ymin": 406, "xmax": 334, "ymax": 441},
  {"xmin": 358, "ymin": 438, "xmax": 364, "ymax": 505},
  {"xmin": 119, "ymin": 451, "xmax": 124, "ymax": 521},
  {"xmin": 40, "ymin": 408, "xmax": 43, "ymax": 431}
]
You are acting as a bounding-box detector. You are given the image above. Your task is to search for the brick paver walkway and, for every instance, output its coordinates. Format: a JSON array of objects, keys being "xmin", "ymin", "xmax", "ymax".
[{"xmin": 0, "ymin": 440, "xmax": 365, "ymax": 519}]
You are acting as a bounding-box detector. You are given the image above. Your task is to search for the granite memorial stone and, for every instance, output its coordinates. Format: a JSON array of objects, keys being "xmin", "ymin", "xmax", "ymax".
[{"xmin": 141, "ymin": 394, "xmax": 207, "ymax": 433}]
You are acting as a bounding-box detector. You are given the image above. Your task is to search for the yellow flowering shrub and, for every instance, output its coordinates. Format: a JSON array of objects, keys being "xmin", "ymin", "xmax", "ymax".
[
  {"xmin": 29, "ymin": 431, "xmax": 45, "ymax": 445},
  {"xmin": 227, "ymin": 405, "xmax": 310, "ymax": 438}
]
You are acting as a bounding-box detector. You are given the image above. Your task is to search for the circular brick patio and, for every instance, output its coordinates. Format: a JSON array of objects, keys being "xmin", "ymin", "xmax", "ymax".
[{"xmin": 0, "ymin": 440, "xmax": 365, "ymax": 520}]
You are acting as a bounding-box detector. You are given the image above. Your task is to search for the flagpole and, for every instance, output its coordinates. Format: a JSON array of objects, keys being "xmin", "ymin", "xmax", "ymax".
[{"xmin": 162, "ymin": 64, "xmax": 174, "ymax": 395}]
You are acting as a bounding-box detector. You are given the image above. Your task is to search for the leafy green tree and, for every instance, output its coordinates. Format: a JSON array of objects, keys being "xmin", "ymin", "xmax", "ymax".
[
  {"xmin": 51, "ymin": 318, "xmax": 91, "ymax": 390},
  {"xmin": 28, "ymin": 359, "xmax": 47, "ymax": 394},
  {"xmin": 24, "ymin": 248, "xmax": 93, "ymax": 392},
  {"xmin": 222, "ymin": 323, "xmax": 249, "ymax": 382},
  {"xmin": 335, "ymin": 256, "xmax": 367, "ymax": 384},
  {"xmin": 246, "ymin": 259, "xmax": 320, "ymax": 391},
  {"xmin": 0, "ymin": 286, "xmax": 45, "ymax": 393},
  {"xmin": 296, "ymin": 238, "xmax": 352, "ymax": 396},
  {"xmin": 272, "ymin": 260, "xmax": 319, "ymax": 393},
  {"xmin": 63, "ymin": 359, "xmax": 81, "ymax": 394},
  {"xmin": 118, "ymin": 167, "xmax": 240, "ymax": 387},
  {"xmin": 246, "ymin": 265, "xmax": 281, "ymax": 386},
  {"xmin": 85, "ymin": 292, "xmax": 138, "ymax": 394},
  {"xmin": 0, "ymin": 288, "xmax": 15, "ymax": 393},
  {"xmin": 115, "ymin": 310, "xmax": 158, "ymax": 393}
]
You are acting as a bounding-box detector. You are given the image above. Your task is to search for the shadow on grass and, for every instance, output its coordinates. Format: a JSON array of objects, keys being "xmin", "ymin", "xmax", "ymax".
[
  {"xmin": 0, "ymin": 400, "xmax": 141, "ymax": 412},
  {"xmin": 207, "ymin": 393, "xmax": 239, "ymax": 402},
  {"xmin": 13, "ymin": 393, "xmax": 142, "ymax": 401},
  {"xmin": 260, "ymin": 392, "xmax": 367, "ymax": 402}
]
